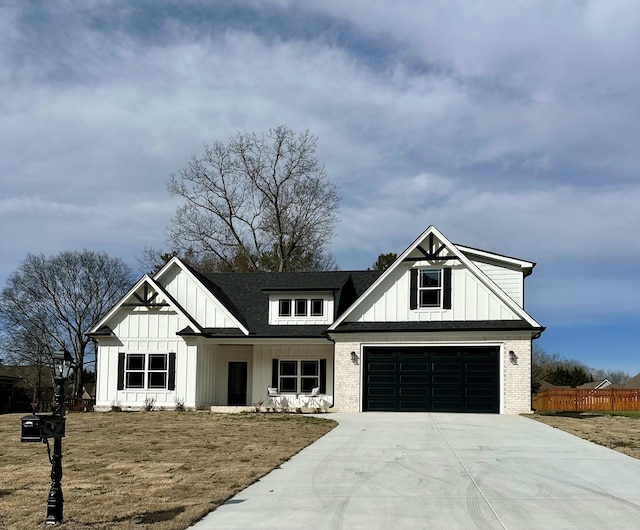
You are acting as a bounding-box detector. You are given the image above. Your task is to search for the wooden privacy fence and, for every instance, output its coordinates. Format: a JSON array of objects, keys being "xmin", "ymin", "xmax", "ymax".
[{"xmin": 533, "ymin": 388, "xmax": 640, "ymax": 412}]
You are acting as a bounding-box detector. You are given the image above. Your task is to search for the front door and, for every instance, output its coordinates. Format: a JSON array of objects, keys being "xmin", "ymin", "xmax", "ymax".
[{"xmin": 227, "ymin": 362, "xmax": 248, "ymax": 405}]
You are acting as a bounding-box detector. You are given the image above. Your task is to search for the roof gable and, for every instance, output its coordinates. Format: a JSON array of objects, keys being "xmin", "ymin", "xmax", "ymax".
[
  {"xmin": 88, "ymin": 274, "xmax": 202, "ymax": 335},
  {"xmin": 329, "ymin": 225, "xmax": 542, "ymax": 330},
  {"xmin": 154, "ymin": 258, "xmax": 249, "ymax": 335}
]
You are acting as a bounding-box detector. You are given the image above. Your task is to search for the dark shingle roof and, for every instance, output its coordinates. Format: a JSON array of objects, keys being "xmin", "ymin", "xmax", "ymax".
[{"xmin": 194, "ymin": 270, "xmax": 382, "ymax": 338}]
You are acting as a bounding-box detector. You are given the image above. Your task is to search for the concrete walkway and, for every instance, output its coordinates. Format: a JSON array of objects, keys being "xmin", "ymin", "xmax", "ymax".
[{"xmin": 190, "ymin": 413, "xmax": 640, "ymax": 529}]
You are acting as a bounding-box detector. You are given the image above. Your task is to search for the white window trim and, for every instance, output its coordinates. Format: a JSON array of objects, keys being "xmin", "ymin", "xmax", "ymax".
[{"xmin": 418, "ymin": 269, "xmax": 442, "ymax": 308}]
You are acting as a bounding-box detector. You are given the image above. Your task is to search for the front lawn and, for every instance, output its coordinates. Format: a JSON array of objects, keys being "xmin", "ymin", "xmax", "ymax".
[{"xmin": 1, "ymin": 411, "xmax": 336, "ymax": 529}]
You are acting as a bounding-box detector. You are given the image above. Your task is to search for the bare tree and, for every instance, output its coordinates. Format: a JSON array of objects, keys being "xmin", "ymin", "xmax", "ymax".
[
  {"xmin": 166, "ymin": 125, "xmax": 340, "ymax": 272},
  {"xmin": 0, "ymin": 251, "xmax": 134, "ymax": 398}
]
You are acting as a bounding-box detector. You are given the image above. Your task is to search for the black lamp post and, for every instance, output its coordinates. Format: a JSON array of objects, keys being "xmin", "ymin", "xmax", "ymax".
[{"xmin": 46, "ymin": 349, "xmax": 73, "ymax": 525}]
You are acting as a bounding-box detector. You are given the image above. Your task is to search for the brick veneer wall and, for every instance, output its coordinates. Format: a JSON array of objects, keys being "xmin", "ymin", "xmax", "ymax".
[{"xmin": 330, "ymin": 331, "xmax": 533, "ymax": 414}]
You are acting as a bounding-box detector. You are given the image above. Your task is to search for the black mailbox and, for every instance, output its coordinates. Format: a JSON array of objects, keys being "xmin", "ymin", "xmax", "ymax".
[{"xmin": 21, "ymin": 414, "xmax": 43, "ymax": 443}]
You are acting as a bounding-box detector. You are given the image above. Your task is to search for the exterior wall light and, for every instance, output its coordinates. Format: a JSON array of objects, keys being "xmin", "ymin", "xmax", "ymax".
[
  {"xmin": 509, "ymin": 350, "xmax": 518, "ymax": 365},
  {"xmin": 350, "ymin": 351, "xmax": 359, "ymax": 364}
]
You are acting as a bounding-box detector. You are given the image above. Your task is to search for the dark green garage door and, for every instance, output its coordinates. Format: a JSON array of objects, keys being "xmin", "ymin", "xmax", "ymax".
[{"xmin": 363, "ymin": 346, "xmax": 499, "ymax": 413}]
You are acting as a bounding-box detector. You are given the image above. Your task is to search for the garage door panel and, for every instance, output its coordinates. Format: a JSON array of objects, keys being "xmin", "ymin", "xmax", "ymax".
[
  {"xmin": 465, "ymin": 375, "xmax": 496, "ymax": 385},
  {"xmin": 400, "ymin": 375, "xmax": 428, "ymax": 384},
  {"xmin": 364, "ymin": 346, "xmax": 499, "ymax": 413},
  {"xmin": 369, "ymin": 387, "xmax": 397, "ymax": 397},
  {"xmin": 466, "ymin": 362, "xmax": 495, "ymax": 372},
  {"xmin": 399, "ymin": 400, "xmax": 429, "ymax": 410},
  {"xmin": 368, "ymin": 374, "xmax": 396, "ymax": 384},
  {"xmin": 368, "ymin": 362, "xmax": 396, "ymax": 371},
  {"xmin": 432, "ymin": 362, "xmax": 462, "ymax": 371},
  {"xmin": 432, "ymin": 375, "xmax": 462, "ymax": 385},
  {"xmin": 465, "ymin": 388, "xmax": 495, "ymax": 398},
  {"xmin": 398, "ymin": 387, "xmax": 427, "ymax": 394},
  {"xmin": 368, "ymin": 400, "xmax": 396, "ymax": 411}
]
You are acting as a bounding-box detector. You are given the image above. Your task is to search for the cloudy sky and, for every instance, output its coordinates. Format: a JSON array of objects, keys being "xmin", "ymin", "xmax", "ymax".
[{"xmin": 2, "ymin": 1, "xmax": 639, "ymax": 374}]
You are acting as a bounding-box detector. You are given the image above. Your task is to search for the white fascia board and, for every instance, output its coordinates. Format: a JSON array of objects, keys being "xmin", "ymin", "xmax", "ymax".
[
  {"xmin": 329, "ymin": 225, "xmax": 542, "ymax": 330},
  {"xmin": 88, "ymin": 275, "xmax": 204, "ymax": 335},
  {"xmin": 154, "ymin": 257, "xmax": 250, "ymax": 336},
  {"xmin": 455, "ymin": 245, "xmax": 535, "ymax": 270},
  {"xmin": 88, "ymin": 274, "xmax": 150, "ymax": 334}
]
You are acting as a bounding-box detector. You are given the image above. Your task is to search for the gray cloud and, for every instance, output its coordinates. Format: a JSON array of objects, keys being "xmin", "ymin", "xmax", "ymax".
[{"xmin": 1, "ymin": 1, "xmax": 639, "ymax": 368}]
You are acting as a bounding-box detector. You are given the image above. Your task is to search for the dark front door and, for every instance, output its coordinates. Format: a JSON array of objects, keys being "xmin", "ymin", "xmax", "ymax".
[{"xmin": 228, "ymin": 362, "xmax": 248, "ymax": 405}]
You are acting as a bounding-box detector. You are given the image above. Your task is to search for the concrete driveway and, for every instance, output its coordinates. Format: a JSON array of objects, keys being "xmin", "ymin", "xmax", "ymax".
[{"xmin": 190, "ymin": 413, "xmax": 640, "ymax": 529}]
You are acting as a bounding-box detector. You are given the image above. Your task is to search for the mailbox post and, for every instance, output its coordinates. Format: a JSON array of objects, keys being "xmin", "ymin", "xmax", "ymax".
[{"xmin": 20, "ymin": 349, "xmax": 72, "ymax": 526}]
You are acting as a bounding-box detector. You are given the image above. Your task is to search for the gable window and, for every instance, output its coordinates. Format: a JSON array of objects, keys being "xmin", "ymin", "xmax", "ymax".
[
  {"xmin": 279, "ymin": 299, "xmax": 292, "ymax": 317},
  {"xmin": 295, "ymin": 299, "xmax": 308, "ymax": 317},
  {"xmin": 277, "ymin": 298, "xmax": 324, "ymax": 318},
  {"xmin": 410, "ymin": 268, "xmax": 452, "ymax": 310},
  {"xmin": 419, "ymin": 269, "xmax": 441, "ymax": 307},
  {"xmin": 118, "ymin": 352, "xmax": 176, "ymax": 391},
  {"xmin": 274, "ymin": 359, "xmax": 325, "ymax": 394},
  {"xmin": 310, "ymin": 299, "xmax": 324, "ymax": 316}
]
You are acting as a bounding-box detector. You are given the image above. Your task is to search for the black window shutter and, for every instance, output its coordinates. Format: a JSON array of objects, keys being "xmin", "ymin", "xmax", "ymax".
[
  {"xmin": 409, "ymin": 269, "xmax": 418, "ymax": 309},
  {"xmin": 271, "ymin": 359, "xmax": 279, "ymax": 389},
  {"xmin": 443, "ymin": 268, "xmax": 452, "ymax": 309},
  {"xmin": 168, "ymin": 352, "xmax": 176, "ymax": 390},
  {"xmin": 117, "ymin": 353, "xmax": 125, "ymax": 390},
  {"xmin": 319, "ymin": 359, "xmax": 327, "ymax": 394}
]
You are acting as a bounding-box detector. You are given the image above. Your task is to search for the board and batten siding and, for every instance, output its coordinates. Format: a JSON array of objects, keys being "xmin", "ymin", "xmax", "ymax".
[
  {"xmin": 94, "ymin": 307, "xmax": 196, "ymax": 410},
  {"xmin": 471, "ymin": 260, "xmax": 524, "ymax": 307},
  {"xmin": 346, "ymin": 266, "xmax": 520, "ymax": 323},
  {"xmin": 252, "ymin": 344, "xmax": 334, "ymax": 406},
  {"xmin": 159, "ymin": 265, "xmax": 241, "ymax": 330}
]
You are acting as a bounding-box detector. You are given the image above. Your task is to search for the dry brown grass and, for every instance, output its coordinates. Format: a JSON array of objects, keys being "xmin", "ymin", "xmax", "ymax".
[
  {"xmin": 0, "ymin": 411, "xmax": 336, "ymax": 529},
  {"xmin": 528, "ymin": 412, "xmax": 640, "ymax": 459}
]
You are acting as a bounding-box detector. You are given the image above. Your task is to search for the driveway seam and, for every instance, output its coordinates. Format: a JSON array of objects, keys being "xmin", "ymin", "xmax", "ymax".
[{"xmin": 431, "ymin": 415, "xmax": 507, "ymax": 530}]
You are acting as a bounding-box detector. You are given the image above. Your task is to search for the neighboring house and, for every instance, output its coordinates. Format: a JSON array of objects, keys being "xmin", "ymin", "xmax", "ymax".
[
  {"xmin": 0, "ymin": 368, "xmax": 23, "ymax": 413},
  {"xmin": 577, "ymin": 379, "xmax": 613, "ymax": 390},
  {"xmin": 88, "ymin": 226, "xmax": 544, "ymax": 414},
  {"xmin": 615, "ymin": 373, "xmax": 640, "ymax": 389}
]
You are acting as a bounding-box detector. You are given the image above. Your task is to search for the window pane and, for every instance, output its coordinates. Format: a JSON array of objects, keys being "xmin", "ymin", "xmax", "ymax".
[
  {"xmin": 280, "ymin": 377, "xmax": 297, "ymax": 393},
  {"xmin": 148, "ymin": 372, "xmax": 167, "ymax": 389},
  {"xmin": 420, "ymin": 290, "xmax": 440, "ymax": 307},
  {"xmin": 126, "ymin": 354, "xmax": 145, "ymax": 370},
  {"xmin": 310, "ymin": 299, "xmax": 323, "ymax": 316},
  {"xmin": 295, "ymin": 299, "xmax": 307, "ymax": 316},
  {"xmin": 301, "ymin": 360, "xmax": 319, "ymax": 376},
  {"xmin": 279, "ymin": 299, "xmax": 292, "ymax": 317},
  {"xmin": 301, "ymin": 377, "xmax": 319, "ymax": 393},
  {"xmin": 280, "ymin": 360, "xmax": 297, "ymax": 376},
  {"xmin": 420, "ymin": 270, "xmax": 441, "ymax": 287},
  {"xmin": 126, "ymin": 372, "xmax": 144, "ymax": 388},
  {"xmin": 148, "ymin": 354, "xmax": 167, "ymax": 370}
]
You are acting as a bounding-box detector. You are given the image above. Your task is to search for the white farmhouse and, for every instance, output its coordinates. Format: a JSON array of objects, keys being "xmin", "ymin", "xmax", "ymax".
[{"xmin": 88, "ymin": 226, "xmax": 544, "ymax": 414}]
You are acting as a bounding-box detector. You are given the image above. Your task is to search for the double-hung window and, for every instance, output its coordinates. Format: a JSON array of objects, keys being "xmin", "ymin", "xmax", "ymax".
[
  {"xmin": 410, "ymin": 268, "xmax": 452, "ymax": 310},
  {"xmin": 418, "ymin": 269, "xmax": 442, "ymax": 308}
]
